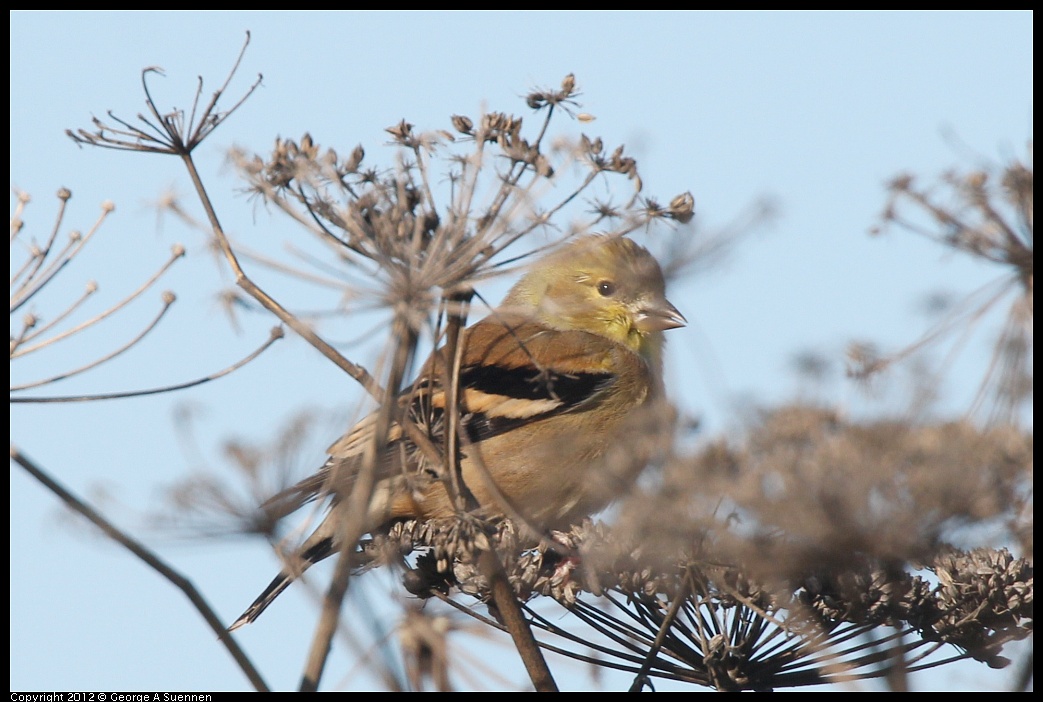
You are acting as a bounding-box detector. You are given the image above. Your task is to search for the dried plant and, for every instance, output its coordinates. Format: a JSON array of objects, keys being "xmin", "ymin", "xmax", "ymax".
[
  {"xmin": 14, "ymin": 35, "xmax": 1031, "ymax": 692},
  {"xmin": 9, "ymin": 186, "xmax": 281, "ymax": 403},
  {"xmin": 376, "ymin": 404, "xmax": 1032, "ymax": 691},
  {"xmin": 9, "ymin": 186, "xmax": 271, "ymax": 691},
  {"xmin": 852, "ymin": 147, "xmax": 1033, "ymax": 425},
  {"xmin": 10, "ymin": 188, "xmax": 180, "ymax": 396}
]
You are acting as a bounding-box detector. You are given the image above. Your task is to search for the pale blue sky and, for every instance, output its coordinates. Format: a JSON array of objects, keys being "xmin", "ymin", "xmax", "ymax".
[{"xmin": 10, "ymin": 10, "xmax": 1032, "ymax": 691}]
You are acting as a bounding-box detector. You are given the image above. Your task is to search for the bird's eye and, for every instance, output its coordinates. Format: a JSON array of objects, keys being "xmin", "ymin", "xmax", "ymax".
[{"xmin": 597, "ymin": 280, "xmax": 617, "ymax": 297}]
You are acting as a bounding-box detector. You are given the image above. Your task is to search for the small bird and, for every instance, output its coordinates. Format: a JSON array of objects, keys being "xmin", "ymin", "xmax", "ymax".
[{"xmin": 230, "ymin": 235, "xmax": 685, "ymax": 630}]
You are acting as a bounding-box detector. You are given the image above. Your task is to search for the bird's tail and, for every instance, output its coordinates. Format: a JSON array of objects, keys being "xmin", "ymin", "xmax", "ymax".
[
  {"xmin": 228, "ymin": 572, "xmax": 294, "ymax": 631},
  {"xmin": 228, "ymin": 535, "xmax": 335, "ymax": 631}
]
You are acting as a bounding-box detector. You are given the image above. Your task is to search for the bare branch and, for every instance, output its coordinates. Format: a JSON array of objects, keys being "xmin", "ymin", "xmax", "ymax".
[{"xmin": 11, "ymin": 445, "xmax": 270, "ymax": 692}]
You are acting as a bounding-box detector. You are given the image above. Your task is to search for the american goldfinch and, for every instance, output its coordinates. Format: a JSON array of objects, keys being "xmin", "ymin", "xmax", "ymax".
[{"xmin": 230, "ymin": 234, "xmax": 685, "ymax": 629}]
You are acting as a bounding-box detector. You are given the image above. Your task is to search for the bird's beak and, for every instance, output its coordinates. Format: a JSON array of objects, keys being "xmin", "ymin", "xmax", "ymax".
[{"xmin": 634, "ymin": 297, "xmax": 687, "ymax": 332}]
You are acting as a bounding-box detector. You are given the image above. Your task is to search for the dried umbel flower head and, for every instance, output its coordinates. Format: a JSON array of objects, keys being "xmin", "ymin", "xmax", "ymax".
[
  {"xmin": 228, "ymin": 73, "xmax": 699, "ymax": 344},
  {"xmin": 388, "ymin": 515, "xmax": 1031, "ymax": 690},
  {"xmin": 927, "ymin": 547, "xmax": 1033, "ymax": 667},
  {"xmin": 866, "ymin": 148, "xmax": 1034, "ymax": 423},
  {"xmin": 10, "ymin": 189, "xmax": 192, "ymax": 400}
]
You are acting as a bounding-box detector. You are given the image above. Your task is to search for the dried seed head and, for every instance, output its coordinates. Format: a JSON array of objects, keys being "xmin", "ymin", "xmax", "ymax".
[
  {"xmin": 669, "ymin": 191, "xmax": 695, "ymax": 223},
  {"xmin": 386, "ymin": 119, "xmax": 415, "ymax": 143},
  {"xmin": 450, "ymin": 114, "xmax": 473, "ymax": 135},
  {"xmin": 298, "ymin": 132, "xmax": 318, "ymax": 159},
  {"xmin": 345, "ymin": 144, "xmax": 365, "ymax": 173}
]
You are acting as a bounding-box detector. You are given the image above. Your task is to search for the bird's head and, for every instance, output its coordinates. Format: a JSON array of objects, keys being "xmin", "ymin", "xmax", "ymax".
[{"xmin": 501, "ymin": 235, "xmax": 686, "ymax": 361}]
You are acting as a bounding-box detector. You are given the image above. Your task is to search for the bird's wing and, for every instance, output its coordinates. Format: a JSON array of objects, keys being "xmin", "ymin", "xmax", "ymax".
[
  {"xmin": 449, "ymin": 315, "xmax": 627, "ymax": 441},
  {"xmin": 258, "ymin": 314, "xmax": 635, "ymax": 526}
]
